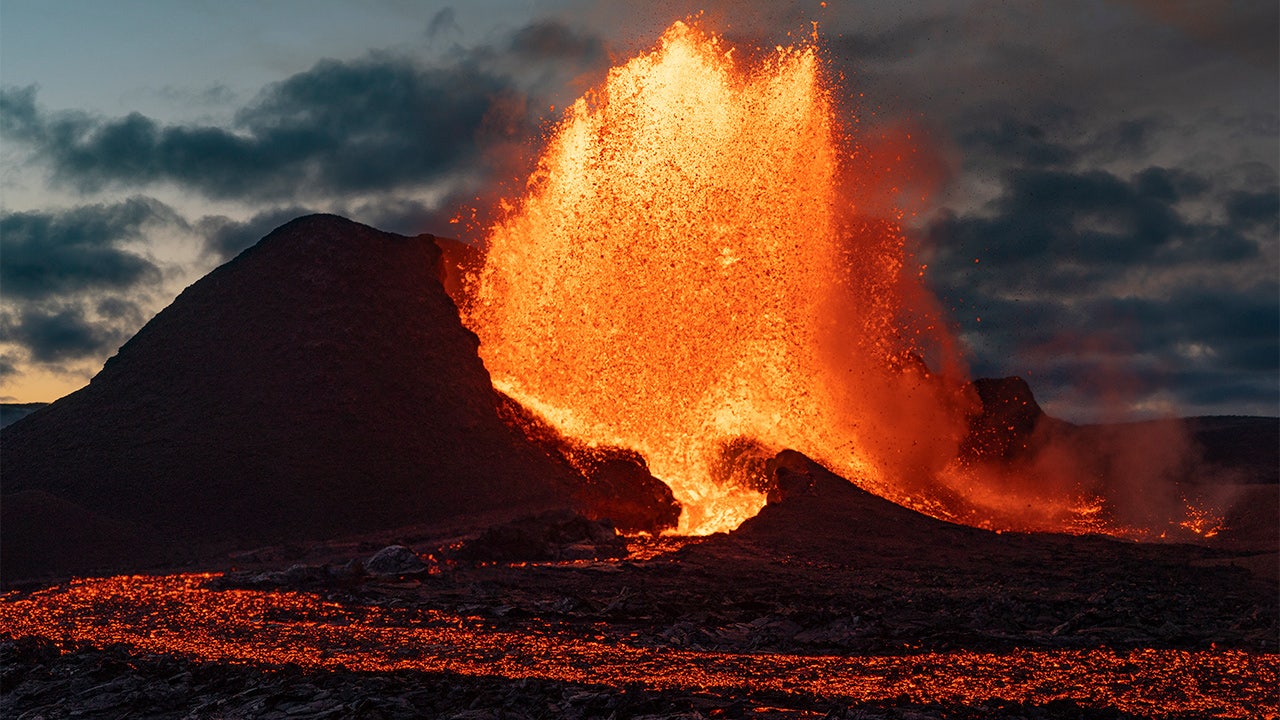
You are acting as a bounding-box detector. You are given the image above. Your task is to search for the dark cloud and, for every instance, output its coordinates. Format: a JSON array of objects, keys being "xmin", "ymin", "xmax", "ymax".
[
  {"xmin": 922, "ymin": 156, "xmax": 1276, "ymax": 417},
  {"xmin": 832, "ymin": 18, "xmax": 945, "ymax": 63},
  {"xmin": 197, "ymin": 206, "xmax": 317, "ymax": 261},
  {"xmin": 197, "ymin": 197, "xmax": 475, "ymax": 261},
  {"xmin": 926, "ymin": 163, "xmax": 1264, "ymax": 283},
  {"xmin": 959, "ymin": 119, "xmax": 1079, "ymax": 169},
  {"xmin": 1, "ymin": 53, "xmax": 528, "ymax": 200},
  {"xmin": 344, "ymin": 197, "xmax": 451, "ymax": 237},
  {"xmin": 0, "ymin": 354, "xmax": 20, "ymax": 381},
  {"xmin": 95, "ymin": 296, "xmax": 147, "ymax": 325},
  {"xmin": 0, "ymin": 305, "xmax": 133, "ymax": 363},
  {"xmin": 427, "ymin": 7, "xmax": 462, "ymax": 42},
  {"xmin": 509, "ymin": 20, "xmax": 605, "ymax": 62},
  {"xmin": 0, "ymin": 197, "xmax": 172, "ymax": 300},
  {"xmin": 1225, "ymin": 187, "xmax": 1280, "ymax": 232},
  {"xmin": 954, "ymin": 111, "xmax": 1172, "ymax": 175},
  {"xmin": 1086, "ymin": 118, "xmax": 1163, "ymax": 163},
  {"xmin": 1120, "ymin": 0, "xmax": 1280, "ymax": 72},
  {"xmin": 0, "ymin": 84, "xmax": 43, "ymax": 138}
]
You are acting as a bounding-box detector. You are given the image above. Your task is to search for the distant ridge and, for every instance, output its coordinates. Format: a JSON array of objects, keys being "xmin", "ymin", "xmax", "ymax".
[
  {"xmin": 0, "ymin": 403, "xmax": 46, "ymax": 429},
  {"xmin": 2, "ymin": 215, "xmax": 587, "ymax": 581}
]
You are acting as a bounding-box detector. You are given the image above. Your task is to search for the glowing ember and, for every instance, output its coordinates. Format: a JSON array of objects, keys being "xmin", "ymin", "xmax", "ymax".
[
  {"xmin": 2, "ymin": 574, "xmax": 1276, "ymax": 717},
  {"xmin": 1178, "ymin": 499, "xmax": 1227, "ymax": 538},
  {"xmin": 470, "ymin": 20, "xmax": 969, "ymax": 534}
]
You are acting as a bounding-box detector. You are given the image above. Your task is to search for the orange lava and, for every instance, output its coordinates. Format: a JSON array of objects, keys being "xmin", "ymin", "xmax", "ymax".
[
  {"xmin": 3, "ymin": 574, "xmax": 1277, "ymax": 718},
  {"xmin": 463, "ymin": 19, "xmax": 1240, "ymax": 543},
  {"xmin": 469, "ymin": 20, "xmax": 969, "ymax": 534}
]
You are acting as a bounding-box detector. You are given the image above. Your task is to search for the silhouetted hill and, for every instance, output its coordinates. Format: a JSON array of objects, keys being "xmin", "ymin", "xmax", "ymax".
[{"xmin": 2, "ymin": 215, "xmax": 587, "ymax": 581}]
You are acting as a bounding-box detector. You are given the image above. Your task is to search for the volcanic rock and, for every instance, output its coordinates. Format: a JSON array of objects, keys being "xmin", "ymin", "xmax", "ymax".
[
  {"xmin": 565, "ymin": 447, "xmax": 682, "ymax": 534},
  {"xmin": 1, "ymin": 215, "xmax": 587, "ymax": 581},
  {"xmin": 496, "ymin": 395, "xmax": 681, "ymax": 534},
  {"xmin": 365, "ymin": 545, "xmax": 428, "ymax": 577},
  {"xmin": 432, "ymin": 236, "xmax": 484, "ymax": 309},
  {"xmin": 733, "ymin": 450, "xmax": 988, "ymax": 557},
  {"xmin": 450, "ymin": 509, "xmax": 627, "ymax": 563},
  {"xmin": 958, "ymin": 376, "xmax": 1046, "ymax": 461}
]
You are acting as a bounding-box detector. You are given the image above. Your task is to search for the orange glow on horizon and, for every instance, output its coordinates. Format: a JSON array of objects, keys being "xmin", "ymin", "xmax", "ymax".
[{"xmin": 0, "ymin": 365, "xmax": 89, "ymax": 404}]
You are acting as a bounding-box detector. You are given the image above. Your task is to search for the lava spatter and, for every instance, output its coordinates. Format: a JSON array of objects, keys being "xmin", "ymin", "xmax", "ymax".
[{"xmin": 469, "ymin": 20, "xmax": 966, "ymax": 534}]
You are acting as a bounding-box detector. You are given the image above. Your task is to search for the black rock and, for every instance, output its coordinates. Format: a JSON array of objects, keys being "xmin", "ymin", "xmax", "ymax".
[
  {"xmin": 1, "ymin": 215, "xmax": 581, "ymax": 582},
  {"xmin": 451, "ymin": 510, "xmax": 627, "ymax": 564},
  {"xmin": 496, "ymin": 395, "xmax": 681, "ymax": 534},
  {"xmin": 959, "ymin": 376, "xmax": 1045, "ymax": 461},
  {"xmin": 365, "ymin": 545, "xmax": 428, "ymax": 577}
]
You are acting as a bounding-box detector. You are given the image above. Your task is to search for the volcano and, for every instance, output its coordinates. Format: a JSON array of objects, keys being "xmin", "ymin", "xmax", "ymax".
[{"xmin": 0, "ymin": 215, "xmax": 678, "ymax": 582}]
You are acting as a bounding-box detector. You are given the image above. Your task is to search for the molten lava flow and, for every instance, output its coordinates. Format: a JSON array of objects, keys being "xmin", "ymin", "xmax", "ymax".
[
  {"xmin": 2, "ymin": 575, "xmax": 1276, "ymax": 717},
  {"xmin": 469, "ymin": 21, "xmax": 969, "ymax": 534}
]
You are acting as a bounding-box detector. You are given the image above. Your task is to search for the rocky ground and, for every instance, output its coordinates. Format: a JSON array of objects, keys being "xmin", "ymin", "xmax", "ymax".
[
  {"xmin": 3, "ymin": 480, "xmax": 1276, "ymax": 719},
  {"xmin": 6, "ymin": 636, "xmax": 1179, "ymax": 720}
]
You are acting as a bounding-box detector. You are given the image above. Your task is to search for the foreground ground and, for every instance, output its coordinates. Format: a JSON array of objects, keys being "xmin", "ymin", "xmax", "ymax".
[
  {"xmin": 2, "ymin": 520, "xmax": 1277, "ymax": 719},
  {"xmin": 4, "ymin": 456, "xmax": 1277, "ymax": 718}
]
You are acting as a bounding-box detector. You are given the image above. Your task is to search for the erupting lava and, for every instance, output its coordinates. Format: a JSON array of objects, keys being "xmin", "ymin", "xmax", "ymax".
[{"xmin": 470, "ymin": 21, "xmax": 969, "ymax": 534}]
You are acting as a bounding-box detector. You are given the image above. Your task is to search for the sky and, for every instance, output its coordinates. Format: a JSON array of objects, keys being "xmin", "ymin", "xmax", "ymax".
[{"xmin": 0, "ymin": 0, "xmax": 1276, "ymax": 420}]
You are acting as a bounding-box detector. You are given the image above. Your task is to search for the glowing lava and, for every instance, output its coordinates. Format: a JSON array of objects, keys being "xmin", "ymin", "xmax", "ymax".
[
  {"xmin": 3, "ymin": 574, "xmax": 1275, "ymax": 718},
  {"xmin": 470, "ymin": 21, "xmax": 968, "ymax": 534}
]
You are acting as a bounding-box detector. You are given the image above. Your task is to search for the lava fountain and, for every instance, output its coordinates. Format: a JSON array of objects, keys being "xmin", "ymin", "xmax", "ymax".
[{"xmin": 469, "ymin": 20, "xmax": 974, "ymax": 534}]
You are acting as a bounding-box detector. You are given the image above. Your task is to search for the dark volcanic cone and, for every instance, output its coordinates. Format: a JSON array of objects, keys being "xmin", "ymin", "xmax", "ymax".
[
  {"xmin": 2, "ymin": 215, "xmax": 593, "ymax": 581},
  {"xmin": 732, "ymin": 450, "xmax": 990, "ymax": 557}
]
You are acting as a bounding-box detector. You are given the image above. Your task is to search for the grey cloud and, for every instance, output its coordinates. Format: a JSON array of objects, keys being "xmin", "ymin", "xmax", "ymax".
[
  {"xmin": 0, "ymin": 354, "xmax": 20, "ymax": 381},
  {"xmin": 948, "ymin": 282, "xmax": 1279, "ymax": 417},
  {"xmin": 0, "ymin": 18, "xmax": 612, "ymax": 205},
  {"xmin": 1, "ymin": 53, "xmax": 528, "ymax": 201},
  {"xmin": 0, "ymin": 84, "xmax": 42, "ymax": 139},
  {"xmin": 833, "ymin": 18, "xmax": 946, "ymax": 63},
  {"xmin": 1120, "ymin": 0, "xmax": 1280, "ymax": 72},
  {"xmin": 197, "ymin": 206, "xmax": 317, "ymax": 261},
  {"xmin": 344, "ymin": 197, "xmax": 450, "ymax": 237},
  {"xmin": 0, "ymin": 305, "xmax": 133, "ymax": 363},
  {"xmin": 509, "ymin": 20, "xmax": 604, "ymax": 62},
  {"xmin": 925, "ymin": 164, "xmax": 1269, "ymax": 283},
  {"xmin": 1225, "ymin": 187, "xmax": 1280, "ymax": 232},
  {"xmin": 427, "ymin": 7, "xmax": 462, "ymax": 41},
  {"xmin": 0, "ymin": 197, "xmax": 173, "ymax": 300},
  {"xmin": 956, "ymin": 112, "xmax": 1170, "ymax": 174},
  {"xmin": 959, "ymin": 119, "xmax": 1079, "ymax": 169},
  {"xmin": 197, "ymin": 198, "xmax": 471, "ymax": 262},
  {"xmin": 921, "ymin": 138, "xmax": 1276, "ymax": 418}
]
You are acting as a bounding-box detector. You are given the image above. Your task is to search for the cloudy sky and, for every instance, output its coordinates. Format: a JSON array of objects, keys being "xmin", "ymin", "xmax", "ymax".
[{"xmin": 1, "ymin": 0, "xmax": 1276, "ymax": 420}]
